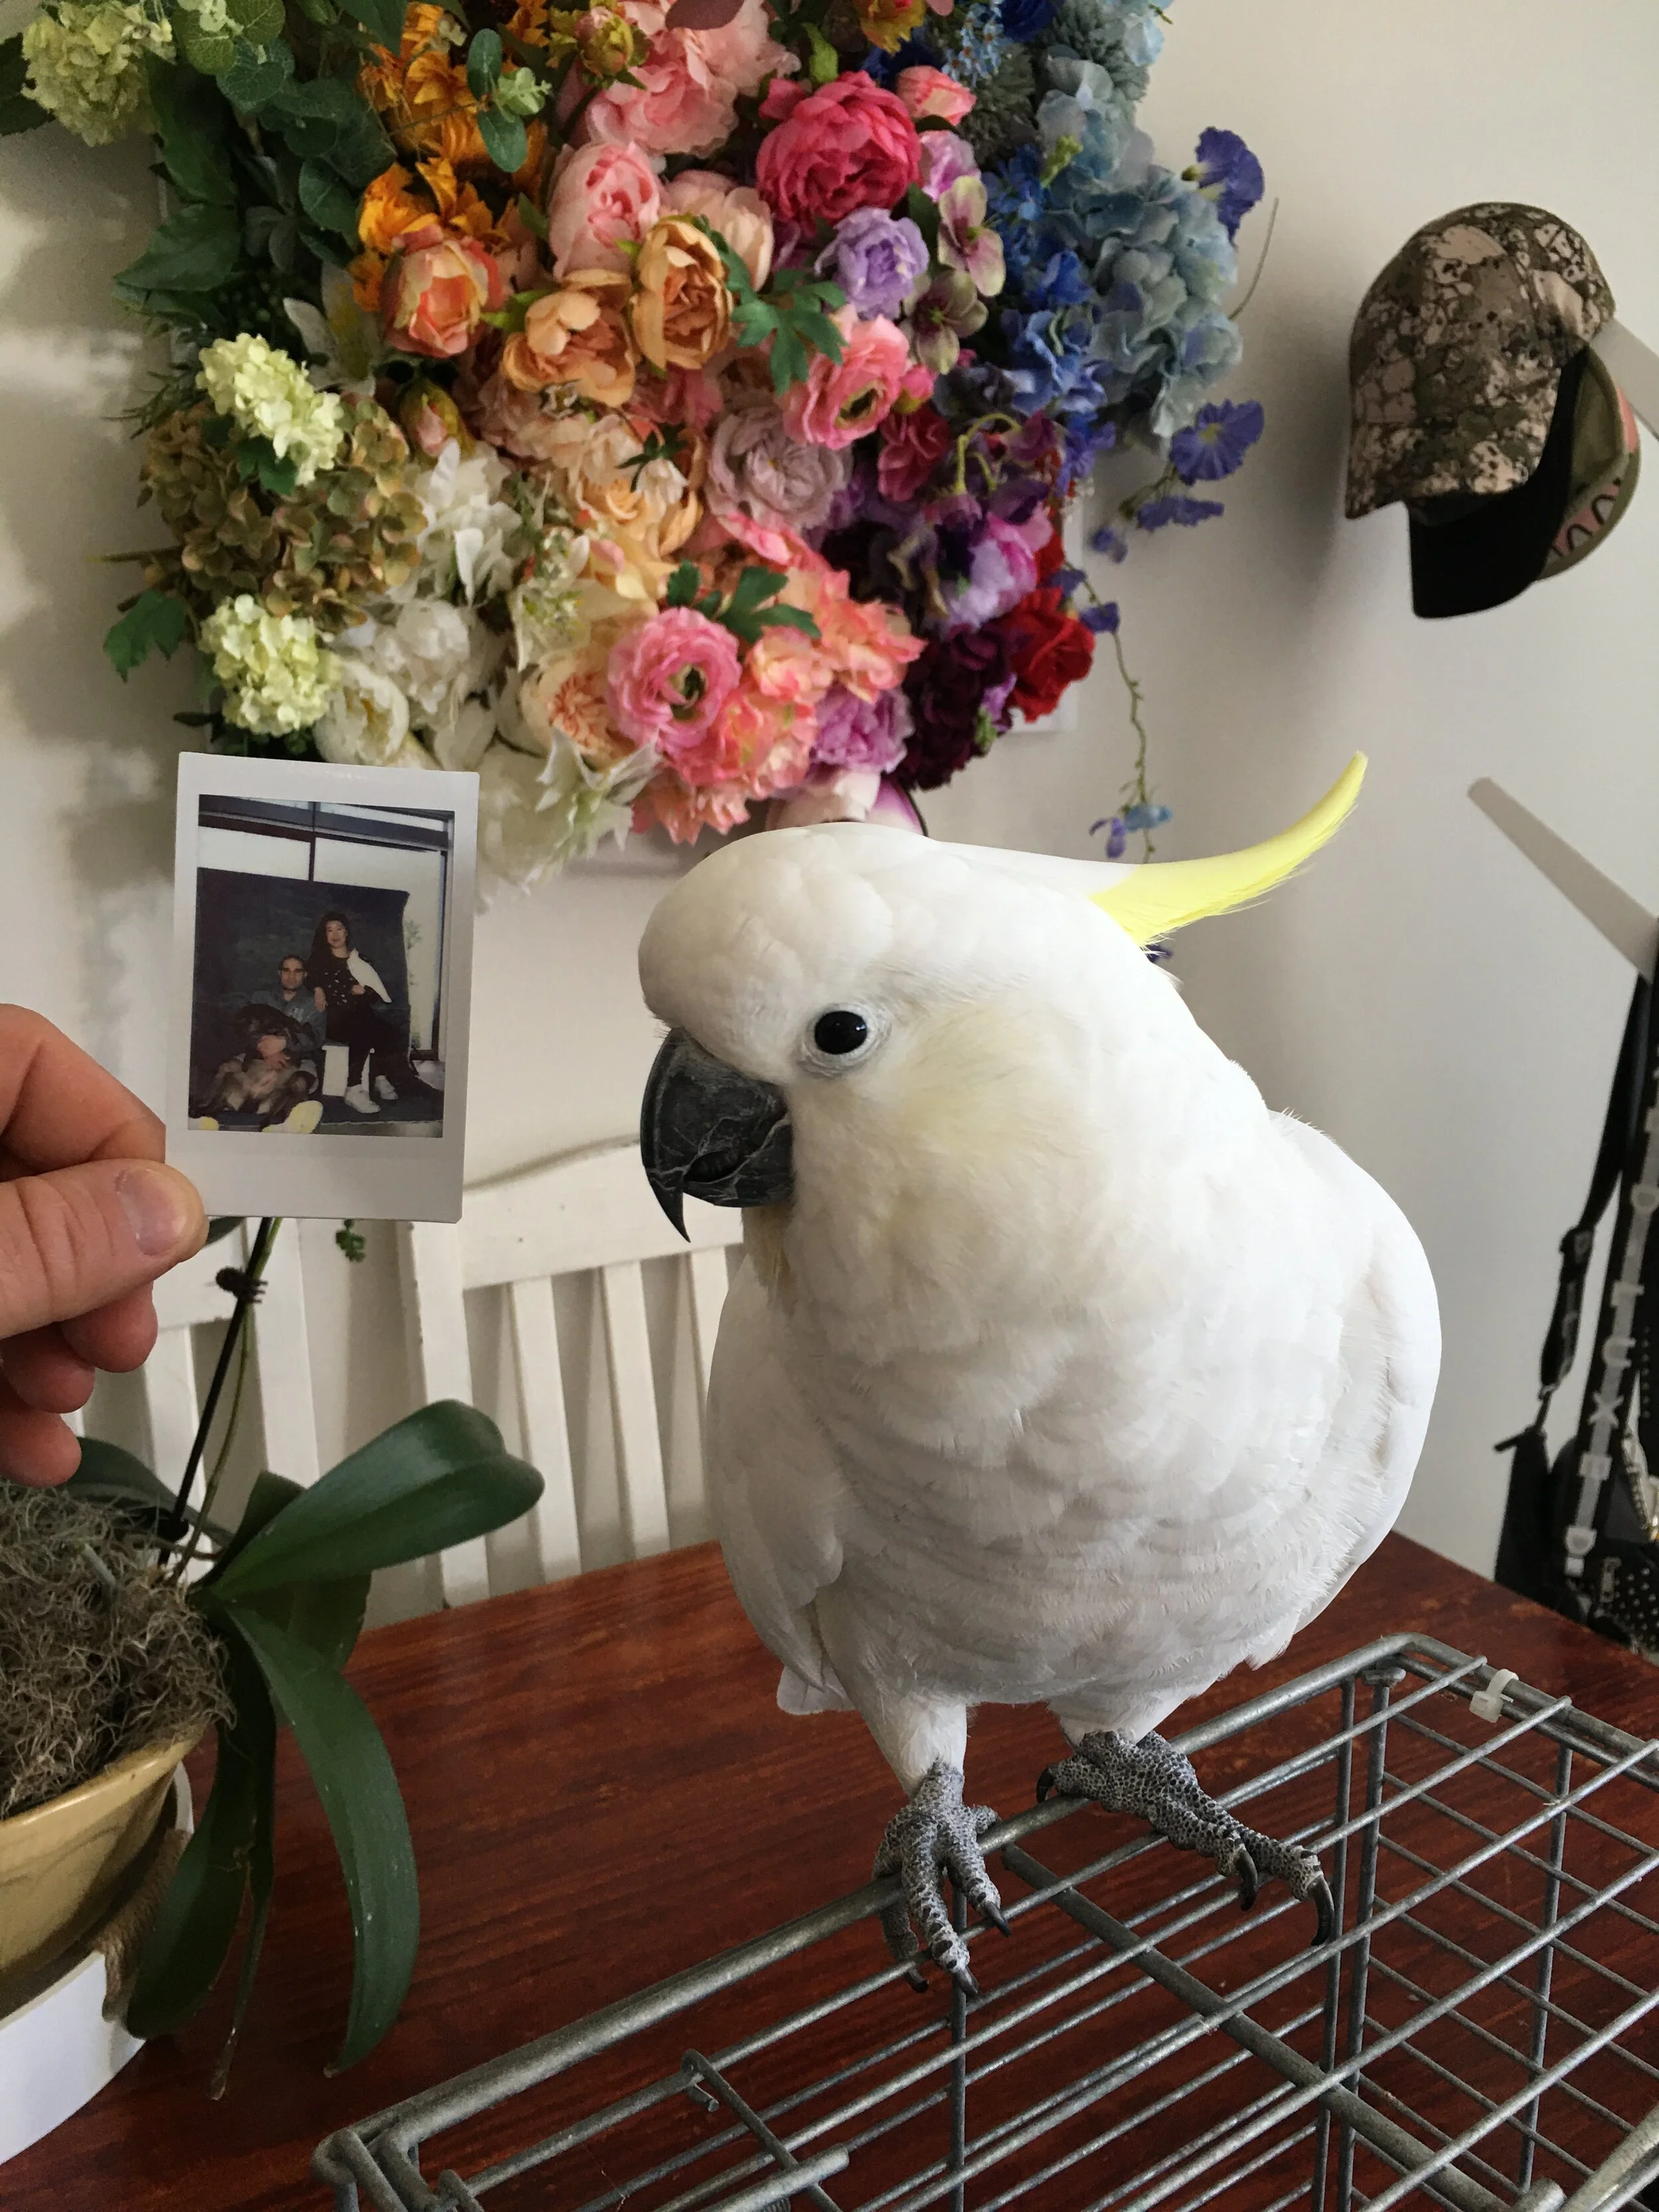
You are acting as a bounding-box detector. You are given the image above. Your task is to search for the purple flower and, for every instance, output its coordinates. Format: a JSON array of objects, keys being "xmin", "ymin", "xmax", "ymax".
[
  {"xmin": 1169, "ymin": 399, "xmax": 1264, "ymax": 483},
  {"xmin": 899, "ymin": 626, "xmax": 1011, "ymax": 789},
  {"xmin": 708, "ymin": 392, "xmax": 851, "ymax": 537},
  {"xmin": 1192, "ymin": 127, "xmax": 1264, "ymax": 240},
  {"xmin": 1088, "ymin": 522, "xmax": 1129, "ymax": 563},
  {"xmin": 818, "ymin": 209, "xmax": 930, "ymax": 320},
  {"xmin": 939, "ymin": 513, "xmax": 1039, "ymax": 632},
  {"xmin": 917, "ymin": 131, "xmax": 980, "ymax": 202},
  {"xmin": 1050, "ymin": 564, "xmax": 1086, "ymax": 598},
  {"xmin": 1136, "ymin": 494, "xmax": 1226, "ymax": 531},
  {"xmin": 1080, "ymin": 601, "xmax": 1120, "ymax": 633},
  {"xmin": 1091, "ymin": 814, "xmax": 1129, "ymax": 859},
  {"xmin": 811, "ymin": 683, "xmax": 913, "ymax": 774}
]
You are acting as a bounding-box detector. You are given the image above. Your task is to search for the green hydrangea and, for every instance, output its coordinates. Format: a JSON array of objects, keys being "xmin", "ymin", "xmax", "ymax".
[
  {"xmin": 21, "ymin": 0, "xmax": 172, "ymax": 145},
  {"xmin": 198, "ymin": 336, "xmax": 347, "ymax": 488},
  {"xmin": 201, "ymin": 595, "xmax": 340, "ymax": 736}
]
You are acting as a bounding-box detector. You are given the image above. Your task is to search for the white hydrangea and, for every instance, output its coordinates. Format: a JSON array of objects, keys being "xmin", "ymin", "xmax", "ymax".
[
  {"xmin": 478, "ymin": 736, "xmax": 654, "ymax": 891},
  {"xmin": 21, "ymin": 0, "xmax": 172, "ymax": 145},
  {"xmin": 507, "ymin": 531, "xmax": 592, "ymax": 670},
  {"xmin": 314, "ymin": 660, "xmax": 411, "ymax": 767},
  {"xmin": 415, "ymin": 441, "xmax": 528, "ymax": 605},
  {"xmin": 202, "ymin": 596, "xmax": 339, "ymax": 737},
  {"xmin": 197, "ymin": 334, "xmax": 346, "ymax": 487},
  {"xmin": 171, "ymin": 0, "xmax": 230, "ymax": 34}
]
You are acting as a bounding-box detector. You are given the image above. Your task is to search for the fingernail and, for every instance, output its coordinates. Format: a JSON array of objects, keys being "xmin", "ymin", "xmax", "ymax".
[{"xmin": 117, "ymin": 1165, "xmax": 193, "ymax": 1257}]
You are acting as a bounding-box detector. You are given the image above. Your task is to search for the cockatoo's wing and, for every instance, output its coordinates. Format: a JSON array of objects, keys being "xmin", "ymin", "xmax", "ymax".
[
  {"xmin": 704, "ymin": 1256, "xmax": 851, "ymax": 1712},
  {"xmin": 1277, "ymin": 1118, "xmax": 1441, "ymax": 1636}
]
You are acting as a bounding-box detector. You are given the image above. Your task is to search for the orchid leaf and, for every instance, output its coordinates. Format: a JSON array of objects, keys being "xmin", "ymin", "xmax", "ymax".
[
  {"xmin": 207, "ymin": 1400, "xmax": 541, "ymax": 1595},
  {"xmin": 218, "ymin": 1601, "xmax": 417, "ymax": 2071},
  {"xmin": 125, "ymin": 1635, "xmax": 275, "ymax": 2040}
]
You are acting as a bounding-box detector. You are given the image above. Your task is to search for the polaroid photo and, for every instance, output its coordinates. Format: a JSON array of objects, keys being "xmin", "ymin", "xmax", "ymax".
[{"xmin": 167, "ymin": 754, "xmax": 478, "ymax": 1222}]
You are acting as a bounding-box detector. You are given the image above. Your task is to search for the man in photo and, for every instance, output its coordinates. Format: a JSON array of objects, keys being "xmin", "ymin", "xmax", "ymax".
[{"xmin": 271, "ymin": 952, "xmax": 323, "ymax": 1074}]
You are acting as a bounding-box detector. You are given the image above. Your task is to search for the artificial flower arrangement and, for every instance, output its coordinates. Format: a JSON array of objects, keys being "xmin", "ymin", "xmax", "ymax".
[{"xmin": 2, "ymin": 0, "xmax": 1265, "ymax": 882}]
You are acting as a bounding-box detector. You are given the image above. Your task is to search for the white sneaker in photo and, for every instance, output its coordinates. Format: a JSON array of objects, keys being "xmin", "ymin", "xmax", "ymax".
[
  {"xmin": 373, "ymin": 1073, "xmax": 397, "ymax": 1102},
  {"xmin": 344, "ymin": 1082, "xmax": 381, "ymax": 1116}
]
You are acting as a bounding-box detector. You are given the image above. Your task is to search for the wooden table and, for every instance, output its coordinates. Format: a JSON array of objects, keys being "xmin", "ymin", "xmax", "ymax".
[{"xmin": 9, "ymin": 1534, "xmax": 1658, "ymax": 2211}]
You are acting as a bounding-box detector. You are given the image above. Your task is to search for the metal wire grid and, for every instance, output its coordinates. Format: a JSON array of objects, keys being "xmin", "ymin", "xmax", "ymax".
[{"xmin": 315, "ymin": 1635, "xmax": 1659, "ymax": 2212}]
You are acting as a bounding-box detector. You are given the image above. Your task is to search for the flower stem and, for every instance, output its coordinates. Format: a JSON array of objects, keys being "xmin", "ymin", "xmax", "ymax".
[
  {"xmin": 165, "ymin": 1217, "xmax": 279, "ymax": 1559},
  {"xmin": 1112, "ymin": 627, "xmax": 1158, "ymax": 857}
]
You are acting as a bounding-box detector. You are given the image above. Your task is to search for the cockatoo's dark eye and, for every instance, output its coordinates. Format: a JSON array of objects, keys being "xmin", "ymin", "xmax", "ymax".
[{"xmin": 812, "ymin": 1010, "xmax": 869, "ymax": 1056}]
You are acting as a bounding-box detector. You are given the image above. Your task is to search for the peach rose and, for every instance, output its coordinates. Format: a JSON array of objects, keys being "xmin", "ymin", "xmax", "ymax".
[
  {"xmin": 634, "ymin": 773, "xmax": 753, "ymax": 842},
  {"xmin": 780, "ymin": 306, "xmax": 912, "ymax": 448},
  {"xmin": 545, "ymin": 141, "xmax": 662, "ymax": 276},
  {"xmin": 660, "ymin": 170, "xmax": 774, "ymax": 290},
  {"xmin": 632, "ymin": 216, "xmax": 731, "ymax": 372},
  {"xmin": 502, "ymin": 271, "xmax": 638, "ymax": 407},
  {"xmin": 382, "ymin": 221, "xmax": 508, "ymax": 359},
  {"xmin": 894, "ymin": 65, "xmax": 974, "ymax": 123}
]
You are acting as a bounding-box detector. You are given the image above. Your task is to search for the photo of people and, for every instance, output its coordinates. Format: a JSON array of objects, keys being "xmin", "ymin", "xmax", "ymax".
[{"xmin": 169, "ymin": 755, "xmax": 477, "ymax": 1222}]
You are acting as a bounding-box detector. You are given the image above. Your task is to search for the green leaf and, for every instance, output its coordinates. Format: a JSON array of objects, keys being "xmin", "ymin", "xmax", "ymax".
[
  {"xmin": 226, "ymin": 0, "xmax": 287, "ymax": 40},
  {"xmin": 768, "ymin": 326, "xmax": 806, "ymax": 395},
  {"xmin": 145, "ymin": 58, "xmax": 236, "ymax": 200},
  {"xmin": 219, "ymin": 1602, "xmax": 417, "ymax": 2070},
  {"xmin": 126, "ymin": 1636, "xmax": 275, "ymax": 2039},
  {"xmin": 292, "ymin": 0, "xmax": 341, "ymax": 23},
  {"xmin": 516, "ymin": 190, "xmax": 549, "ymax": 242},
  {"xmin": 728, "ymin": 565, "xmax": 784, "ymax": 616},
  {"xmin": 476, "ymin": 101, "xmax": 526, "ymax": 174},
  {"xmin": 752, "ymin": 603, "xmax": 820, "ymax": 638},
  {"xmin": 116, "ymin": 202, "xmax": 242, "ymax": 297},
  {"xmin": 267, "ymin": 73, "xmax": 392, "ymax": 186},
  {"xmin": 208, "ymin": 1401, "xmax": 542, "ymax": 1597},
  {"xmin": 664, "ymin": 561, "xmax": 699, "ymax": 609},
  {"xmin": 789, "ymin": 309, "xmax": 845, "ymax": 360},
  {"xmin": 244, "ymin": 1574, "xmax": 371, "ymax": 1672},
  {"xmin": 297, "ymin": 157, "xmax": 362, "ymax": 244},
  {"xmin": 218, "ymin": 36, "xmax": 296, "ymax": 111},
  {"xmin": 466, "ymin": 25, "xmax": 502, "ymax": 95},
  {"xmin": 0, "ymin": 33, "xmax": 44, "ymax": 135},
  {"xmin": 66, "ymin": 1438, "xmax": 175, "ymax": 1513},
  {"xmin": 336, "ymin": 0, "xmax": 406, "ymax": 45},
  {"xmin": 238, "ymin": 437, "xmax": 301, "ymax": 496},
  {"xmin": 801, "ymin": 19, "xmax": 838, "ymax": 84},
  {"xmin": 104, "ymin": 588, "xmax": 190, "ymax": 678},
  {"xmin": 904, "ymin": 184, "xmax": 940, "ymax": 256},
  {"xmin": 218, "ymin": 1469, "xmax": 307, "ymax": 1571},
  {"xmin": 171, "ymin": 11, "xmax": 237, "ymax": 71}
]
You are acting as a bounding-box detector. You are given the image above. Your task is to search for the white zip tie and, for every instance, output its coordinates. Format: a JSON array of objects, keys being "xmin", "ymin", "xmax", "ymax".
[{"xmin": 1471, "ymin": 1668, "xmax": 1520, "ymax": 1724}]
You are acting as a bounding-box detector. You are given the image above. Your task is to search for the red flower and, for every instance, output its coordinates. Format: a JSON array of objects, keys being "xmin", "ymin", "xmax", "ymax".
[
  {"xmin": 993, "ymin": 586, "xmax": 1094, "ymax": 721},
  {"xmin": 1034, "ymin": 520, "xmax": 1068, "ymax": 581},
  {"xmin": 755, "ymin": 75, "xmax": 922, "ymax": 227},
  {"xmin": 878, "ymin": 404, "xmax": 953, "ymax": 503}
]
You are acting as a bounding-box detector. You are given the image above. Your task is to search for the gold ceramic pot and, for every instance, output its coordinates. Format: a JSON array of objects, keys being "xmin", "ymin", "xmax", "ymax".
[{"xmin": 0, "ymin": 1734, "xmax": 198, "ymax": 1990}]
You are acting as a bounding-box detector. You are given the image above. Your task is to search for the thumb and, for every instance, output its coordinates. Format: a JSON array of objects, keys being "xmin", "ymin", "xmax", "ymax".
[{"xmin": 0, "ymin": 1161, "xmax": 206, "ymax": 1341}]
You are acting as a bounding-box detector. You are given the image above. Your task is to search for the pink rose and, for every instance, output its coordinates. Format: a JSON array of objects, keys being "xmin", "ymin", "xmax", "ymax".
[
  {"xmin": 755, "ymin": 76, "xmax": 922, "ymax": 226},
  {"xmin": 583, "ymin": 0, "xmax": 793, "ymax": 157},
  {"xmin": 545, "ymin": 143, "xmax": 661, "ymax": 276},
  {"xmin": 894, "ymin": 66, "xmax": 974, "ymax": 123},
  {"xmin": 607, "ymin": 607, "xmax": 743, "ymax": 769},
  {"xmin": 382, "ymin": 222, "xmax": 508, "ymax": 360},
  {"xmin": 781, "ymin": 306, "xmax": 912, "ymax": 449},
  {"xmin": 660, "ymin": 170, "xmax": 774, "ymax": 289},
  {"xmin": 717, "ymin": 680, "xmax": 816, "ymax": 794}
]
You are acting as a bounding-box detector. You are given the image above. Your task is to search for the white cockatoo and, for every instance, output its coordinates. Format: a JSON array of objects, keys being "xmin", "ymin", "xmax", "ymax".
[{"xmin": 638, "ymin": 757, "xmax": 1439, "ymax": 1988}]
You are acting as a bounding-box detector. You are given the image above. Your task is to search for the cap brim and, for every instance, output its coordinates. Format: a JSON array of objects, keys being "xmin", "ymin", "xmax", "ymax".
[{"xmin": 1407, "ymin": 348, "xmax": 1587, "ymax": 619}]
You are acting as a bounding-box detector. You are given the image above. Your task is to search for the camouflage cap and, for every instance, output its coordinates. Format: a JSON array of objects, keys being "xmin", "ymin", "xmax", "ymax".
[{"xmin": 1346, "ymin": 204, "xmax": 1615, "ymax": 521}]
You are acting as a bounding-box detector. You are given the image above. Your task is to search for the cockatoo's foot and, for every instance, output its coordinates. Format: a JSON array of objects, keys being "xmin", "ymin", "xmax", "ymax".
[
  {"xmin": 1037, "ymin": 1730, "xmax": 1335, "ymax": 1947},
  {"xmin": 873, "ymin": 1759, "xmax": 1011, "ymax": 1995}
]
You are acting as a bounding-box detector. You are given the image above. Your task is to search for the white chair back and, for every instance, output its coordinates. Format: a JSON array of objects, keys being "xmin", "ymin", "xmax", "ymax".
[
  {"xmin": 144, "ymin": 1217, "xmax": 321, "ymax": 1492},
  {"xmin": 399, "ymin": 1138, "xmax": 743, "ymax": 1607}
]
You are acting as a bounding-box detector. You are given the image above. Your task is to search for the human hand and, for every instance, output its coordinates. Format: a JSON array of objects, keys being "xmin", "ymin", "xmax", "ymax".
[
  {"xmin": 0, "ymin": 1006, "xmax": 206, "ymax": 1485},
  {"xmin": 351, "ymin": 983, "xmax": 366, "ymax": 996}
]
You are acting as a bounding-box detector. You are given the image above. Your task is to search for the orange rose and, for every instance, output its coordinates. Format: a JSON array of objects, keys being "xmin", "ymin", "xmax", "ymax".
[
  {"xmin": 502, "ymin": 271, "xmax": 638, "ymax": 407},
  {"xmin": 382, "ymin": 221, "xmax": 509, "ymax": 358},
  {"xmin": 632, "ymin": 217, "xmax": 731, "ymax": 374}
]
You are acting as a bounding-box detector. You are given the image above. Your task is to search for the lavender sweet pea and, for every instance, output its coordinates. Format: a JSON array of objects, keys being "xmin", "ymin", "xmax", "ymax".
[
  {"xmin": 811, "ymin": 681, "xmax": 913, "ymax": 773},
  {"xmin": 819, "ymin": 209, "xmax": 931, "ymax": 320}
]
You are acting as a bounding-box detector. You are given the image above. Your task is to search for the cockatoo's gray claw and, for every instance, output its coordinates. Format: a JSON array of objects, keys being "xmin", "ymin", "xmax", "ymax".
[
  {"xmin": 1043, "ymin": 1730, "xmax": 1333, "ymax": 1948},
  {"xmin": 873, "ymin": 1759, "xmax": 1005, "ymax": 1990}
]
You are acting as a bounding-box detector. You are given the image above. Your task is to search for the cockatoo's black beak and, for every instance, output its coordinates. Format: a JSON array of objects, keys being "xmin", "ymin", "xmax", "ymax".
[{"xmin": 640, "ymin": 1027, "xmax": 794, "ymax": 1238}]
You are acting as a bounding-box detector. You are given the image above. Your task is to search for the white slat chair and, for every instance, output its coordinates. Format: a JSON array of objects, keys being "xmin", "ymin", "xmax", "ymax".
[
  {"xmin": 143, "ymin": 1217, "xmax": 321, "ymax": 1494},
  {"xmin": 398, "ymin": 1137, "xmax": 745, "ymax": 1607}
]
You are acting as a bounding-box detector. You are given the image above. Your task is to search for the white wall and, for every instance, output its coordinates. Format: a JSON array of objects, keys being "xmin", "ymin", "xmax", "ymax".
[{"xmin": 3, "ymin": 1, "xmax": 1658, "ymax": 1574}]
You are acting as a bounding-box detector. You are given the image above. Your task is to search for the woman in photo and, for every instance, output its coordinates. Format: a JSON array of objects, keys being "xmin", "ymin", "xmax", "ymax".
[{"xmin": 306, "ymin": 909, "xmax": 409, "ymax": 1118}]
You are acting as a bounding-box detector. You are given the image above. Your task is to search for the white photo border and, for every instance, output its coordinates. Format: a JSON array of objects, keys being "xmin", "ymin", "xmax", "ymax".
[{"xmin": 167, "ymin": 753, "xmax": 478, "ymax": 1222}]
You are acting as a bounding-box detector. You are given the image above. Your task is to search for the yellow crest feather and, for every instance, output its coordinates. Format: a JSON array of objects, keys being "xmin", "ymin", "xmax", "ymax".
[{"xmin": 1092, "ymin": 754, "xmax": 1368, "ymax": 945}]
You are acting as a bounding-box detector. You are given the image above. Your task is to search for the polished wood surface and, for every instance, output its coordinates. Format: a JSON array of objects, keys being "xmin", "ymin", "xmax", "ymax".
[{"xmin": 8, "ymin": 1534, "xmax": 1658, "ymax": 2211}]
